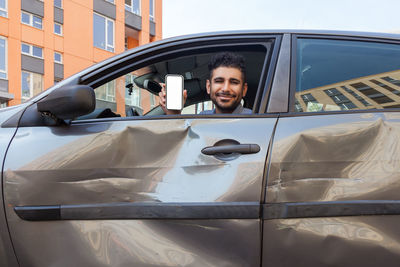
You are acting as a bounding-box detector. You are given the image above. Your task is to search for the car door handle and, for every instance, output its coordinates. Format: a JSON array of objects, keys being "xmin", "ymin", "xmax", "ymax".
[{"xmin": 201, "ymin": 144, "xmax": 260, "ymax": 155}]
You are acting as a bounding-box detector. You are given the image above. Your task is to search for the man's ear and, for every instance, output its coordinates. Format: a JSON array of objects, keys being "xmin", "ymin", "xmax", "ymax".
[
  {"xmin": 242, "ymin": 83, "xmax": 248, "ymax": 97},
  {"xmin": 206, "ymin": 79, "xmax": 211, "ymax": 94}
]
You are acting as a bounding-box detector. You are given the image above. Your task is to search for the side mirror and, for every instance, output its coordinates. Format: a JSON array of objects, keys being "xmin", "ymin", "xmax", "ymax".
[{"xmin": 37, "ymin": 85, "xmax": 95, "ymax": 120}]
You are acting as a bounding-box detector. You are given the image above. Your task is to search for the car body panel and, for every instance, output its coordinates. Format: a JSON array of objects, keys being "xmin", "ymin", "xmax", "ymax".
[
  {"xmin": 10, "ymin": 219, "xmax": 260, "ymax": 267},
  {"xmin": 0, "ymin": 128, "xmax": 19, "ymax": 267},
  {"xmin": 267, "ymin": 103, "xmax": 400, "ymax": 202},
  {"xmin": 263, "ymin": 216, "xmax": 400, "ymax": 267},
  {"xmin": 263, "ymin": 112, "xmax": 400, "ymax": 265},
  {"xmin": 4, "ymin": 117, "xmax": 276, "ymax": 266},
  {"xmin": 0, "ymin": 105, "xmax": 28, "ymax": 267},
  {"xmin": 5, "ymin": 117, "xmax": 275, "ymax": 205}
]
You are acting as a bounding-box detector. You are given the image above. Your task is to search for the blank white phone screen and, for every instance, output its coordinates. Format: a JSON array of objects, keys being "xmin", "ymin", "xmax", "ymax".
[{"xmin": 166, "ymin": 75, "xmax": 183, "ymax": 110}]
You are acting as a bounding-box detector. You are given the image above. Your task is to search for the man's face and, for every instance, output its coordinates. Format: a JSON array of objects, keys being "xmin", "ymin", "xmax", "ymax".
[{"xmin": 206, "ymin": 66, "xmax": 248, "ymax": 114}]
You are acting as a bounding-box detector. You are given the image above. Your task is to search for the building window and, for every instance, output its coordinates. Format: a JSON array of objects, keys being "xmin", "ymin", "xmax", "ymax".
[
  {"xmin": 149, "ymin": 0, "xmax": 154, "ymax": 21},
  {"xmin": 96, "ymin": 80, "xmax": 115, "ymax": 102},
  {"xmin": 93, "ymin": 13, "xmax": 114, "ymax": 52},
  {"xmin": 0, "ymin": 0, "xmax": 7, "ymax": 17},
  {"xmin": 341, "ymin": 86, "xmax": 371, "ymax": 107},
  {"xmin": 351, "ymin": 82, "xmax": 394, "ymax": 104},
  {"xmin": 21, "ymin": 71, "xmax": 43, "ymax": 101},
  {"xmin": 150, "ymin": 94, "xmax": 156, "ymax": 108},
  {"xmin": 0, "ymin": 102, "xmax": 7, "ymax": 108},
  {"xmin": 21, "ymin": 11, "xmax": 43, "ymax": 29},
  {"xmin": 125, "ymin": 0, "xmax": 140, "ymax": 15},
  {"xmin": 54, "ymin": 0, "xmax": 62, "ymax": 8},
  {"xmin": 21, "ymin": 43, "xmax": 43, "ymax": 59},
  {"xmin": 0, "ymin": 37, "xmax": 6, "ymax": 79},
  {"xmin": 323, "ymin": 88, "xmax": 357, "ymax": 110},
  {"xmin": 54, "ymin": 52, "xmax": 62, "ymax": 64},
  {"xmin": 54, "ymin": 22, "xmax": 63, "ymax": 35},
  {"xmin": 294, "ymin": 99, "xmax": 303, "ymax": 112}
]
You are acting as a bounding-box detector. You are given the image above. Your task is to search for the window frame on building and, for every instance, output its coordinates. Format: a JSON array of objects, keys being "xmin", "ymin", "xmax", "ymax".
[
  {"xmin": 21, "ymin": 11, "xmax": 43, "ymax": 30},
  {"xmin": 54, "ymin": 22, "xmax": 63, "ymax": 36},
  {"xmin": 125, "ymin": 73, "xmax": 141, "ymax": 107},
  {"xmin": 0, "ymin": 36, "xmax": 7, "ymax": 80},
  {"xmin": 21, "ymin": 43, "xmax": 43, "ymax": 59},
  {"xmin": 54, "ymin": 0, "xmax": 62, "ymax": 9},
  {"xmin": 21, "ymin": 70, "xmax": 43, "ymax": 101},
  {"xmin": 54, "ymin": 52, "xmax": 62, "ymax": 64},
  {"xmin": 93, "ymin": 12, "xmax": 115, "ymax": 52},
  {"xmin": 95, "ymin": 80, "xmax": 116, "ymax": 103},
  {"xmin": 0, "ymin": 0, "xmax": 7, "ymax": 18},
  {"xmin": 125, "ymin": 0, "xmax": 140, "ymax": 15},
  {"xmin": 149, "ymin": 0, "xmax": 154, "ymax": 21}
]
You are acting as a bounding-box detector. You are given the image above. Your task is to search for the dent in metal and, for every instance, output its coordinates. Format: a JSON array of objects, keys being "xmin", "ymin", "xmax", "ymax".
[
  {"xmin": 4, "ymin": 117, "xmax": 275, "ymax": 266},
  {"xmin": 267, "ymin": 112, "xmax": 400, "ymax": 202},
  {"xmin": 5, "ymin": 118, "xmax": 274, "ymax": 205},
  {"xmin": 9, "ymin": 219, "xmax": 259, "ymax": 267},
  {"xmin": 263, "ymin": 216, "xmax": 400, "ymax": 267},
  {"xmin": 267, "ymin": 33, "xmax": 291, "ymax": 113},
  {"xmin": 0, "ymin": 104, "xmax": 27, "ymax": 266},
  {"xmin": 0, "ymin": 127, "xmax": 19, "ymax": 267}
]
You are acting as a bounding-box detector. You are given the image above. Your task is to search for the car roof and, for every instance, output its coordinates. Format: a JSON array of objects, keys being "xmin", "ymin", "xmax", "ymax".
[
  {"xmin": 160, "ymin": 29, "xmax": 400, "ymax": 45},
  {"xmin": 96, "ymin": 29, "xmax": 400, "ymax": 72},
  {"xmin": 29, "ymin": 29, "xmax": 400, "ymax": 103}
]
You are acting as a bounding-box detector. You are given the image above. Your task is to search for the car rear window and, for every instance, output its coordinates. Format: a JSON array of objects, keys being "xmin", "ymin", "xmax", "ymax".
[{"xmin": 294, "ymin": 38, "xmax": 400, "ymax": 112}]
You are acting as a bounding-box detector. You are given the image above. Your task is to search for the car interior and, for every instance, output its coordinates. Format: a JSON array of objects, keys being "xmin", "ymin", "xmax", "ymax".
[{"xmin": 79, "ymin": 46, "xmax": 268, "ymax": 119}]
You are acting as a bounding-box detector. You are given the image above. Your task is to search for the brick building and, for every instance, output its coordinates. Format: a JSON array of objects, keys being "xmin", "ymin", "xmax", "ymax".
[{"xmin": 0, "ymin": 0, "xmax": 162, "ymax": 109}]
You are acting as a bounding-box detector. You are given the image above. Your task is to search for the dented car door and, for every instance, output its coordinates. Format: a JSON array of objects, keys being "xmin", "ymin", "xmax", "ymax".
[
  {"xmin": 3, "ymin": 33, "xmax": 279, "ymax": 267},
  {"xmin": 262, "ymin": 34, "xmax": 400, "ymax": 267},
  {"xmin": 4, "ymin": 117, "xmax": 277, "ymax": 266}
]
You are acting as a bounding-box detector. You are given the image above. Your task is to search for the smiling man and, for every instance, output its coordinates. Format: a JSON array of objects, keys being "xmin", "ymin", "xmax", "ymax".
[
  {"xmin": 159, "ymin": 52, "xmax": 252, "ymax": 115},
  {"xmin": 202, "ymin": 52, "xmax": 251, "ymax": 114}
]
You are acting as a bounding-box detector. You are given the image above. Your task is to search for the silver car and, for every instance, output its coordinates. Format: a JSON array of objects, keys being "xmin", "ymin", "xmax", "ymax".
[{"xmin": 2, "ymin": 30, "xmax": 400, "ymax": 267}]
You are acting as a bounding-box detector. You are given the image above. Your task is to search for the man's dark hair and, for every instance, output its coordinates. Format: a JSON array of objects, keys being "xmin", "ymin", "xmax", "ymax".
[{"xmin": 208, "ymin": 52, "xmax": 246, "ymax": 81}]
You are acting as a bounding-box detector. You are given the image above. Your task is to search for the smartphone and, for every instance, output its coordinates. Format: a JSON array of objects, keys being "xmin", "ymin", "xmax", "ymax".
[{"xmin": 165, "ymin": 74, "xmax": 184, "ymax": 110}]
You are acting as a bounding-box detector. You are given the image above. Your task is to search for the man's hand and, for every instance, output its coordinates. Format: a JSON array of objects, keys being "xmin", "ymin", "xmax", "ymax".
[{"xmin": 158, "ymin": 83, "xmax": 187, "ymax": 115}]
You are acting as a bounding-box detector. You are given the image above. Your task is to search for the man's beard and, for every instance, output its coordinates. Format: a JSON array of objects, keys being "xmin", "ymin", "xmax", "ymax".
[{"xmin": 211, "ymin": 91, "xmax": 241, "ymax": 113}]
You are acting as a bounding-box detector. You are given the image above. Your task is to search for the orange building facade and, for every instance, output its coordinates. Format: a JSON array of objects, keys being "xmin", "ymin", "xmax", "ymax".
[{"xmin": 0, "ymin": 0, "xmax": 162, "ymax": 108}]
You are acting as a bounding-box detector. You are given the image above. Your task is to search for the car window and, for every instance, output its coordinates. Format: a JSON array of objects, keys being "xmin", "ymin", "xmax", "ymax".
[
  {"xmin": 181, "ymin": 100, "xmax": 214, "ymax": 114},
  {"xmin": 81, "ymin": 45, "xmax": 269, "ymax": 120},
  {"xmin": 293, "ymin": 38, "xmax": 400, "ymax": 112}
]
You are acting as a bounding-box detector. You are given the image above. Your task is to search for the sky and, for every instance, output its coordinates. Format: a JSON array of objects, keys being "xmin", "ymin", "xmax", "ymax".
[{"xmin": 162, "ymin": 0, "xmax": 400, "ymax": 38}]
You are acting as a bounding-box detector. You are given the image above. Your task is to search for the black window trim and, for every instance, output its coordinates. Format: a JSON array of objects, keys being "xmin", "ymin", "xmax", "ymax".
[
  {"xmin": 256, "ymin": 35, "xmax": 282, "ymax": 113},
  {"xmin": 15, "ymin": 200, "xmax": 400, "ymax": 221},
  {"xmin": 81, "ymin": 34, "xmax": 279, "ymax": 88},
  {"xmin": 288, "ymin": 33, "xmax": 400, "ymax": 115},
  {"xmin": 265, "ymin": 33, "xmax": 290, "ymax": 113},
  {"xmin": 70, "ymin": 113, "xmax": 281, "ymax": 125}
]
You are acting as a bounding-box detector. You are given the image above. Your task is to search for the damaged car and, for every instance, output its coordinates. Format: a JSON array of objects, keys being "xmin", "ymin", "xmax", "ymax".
[{"xmin": 1, "ymin": 30, "xmax": 400, "ymax": 266}]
